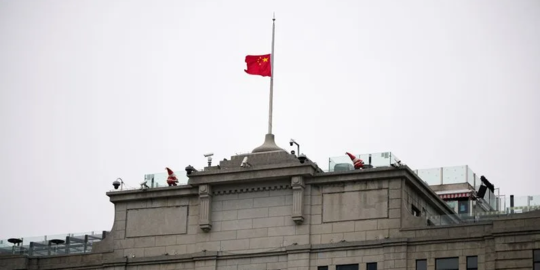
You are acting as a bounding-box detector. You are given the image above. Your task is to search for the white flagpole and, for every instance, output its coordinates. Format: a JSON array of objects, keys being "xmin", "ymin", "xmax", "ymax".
[{"xmin": 268, "ymin": 14, "xmax": 275, "ymax": 135}]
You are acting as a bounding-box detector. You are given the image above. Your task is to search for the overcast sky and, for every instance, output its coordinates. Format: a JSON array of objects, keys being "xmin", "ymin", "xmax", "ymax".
[{"xmin": 1, "ymin": 0, "xmax": 539, "ymax": 239}]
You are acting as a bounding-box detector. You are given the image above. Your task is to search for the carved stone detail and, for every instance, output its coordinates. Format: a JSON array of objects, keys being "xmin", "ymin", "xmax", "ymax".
[
  {"xmin": 291, "ymin": 176, "xmax": 305, "ymax": 224},
  {"xmin": 212, "ymin": 185, "xmax": 290, "ymax": 196},
  {"xmin": 198, "ymin": 184, "xmax": 212, "ymax": 232}
]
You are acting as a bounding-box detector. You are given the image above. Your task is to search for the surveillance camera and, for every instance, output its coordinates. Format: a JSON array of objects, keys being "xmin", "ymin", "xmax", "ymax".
[
  {"xmin": 203, "ymin": 153, "xmax": 214, "ymax": 158},
  {"xmin": 290, "ymin": 139, "xmax": 296, "ymax": 146},
  {"xmin": 140, "ymin": 180, "xmax": 149, "ymax": 189},
  {"xmin": 113, "ymin": 178, "xmax": 123, "ymax": 190},
  {"xmin": 185, "ymin": 165, "xmax": 197, "ymax": 175},
  {"xmin": 391, "ymin": 159, "xmax": 403, "ymax": 168},
  {"xmin": 390, "ymin": 160, "xmax": 405, "ymax": 168},
  {"xmin": 298, "ymin": 154, "xmax": 307, "ymax": 164},
  {"xmin": 240, "ymin": 156, "xmax": 251, "ymax": 168}
]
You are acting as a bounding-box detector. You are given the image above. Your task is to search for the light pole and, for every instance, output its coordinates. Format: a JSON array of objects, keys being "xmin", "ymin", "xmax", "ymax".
[{"xmin": 290, "ymin": 139, "xmax": 300, "ymax": 156}]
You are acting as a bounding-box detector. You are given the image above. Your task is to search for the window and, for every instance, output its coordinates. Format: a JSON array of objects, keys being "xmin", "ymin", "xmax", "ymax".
[
  {"xmin": 458, "ymin": 200, "xmax": 469, "ymax": 214},
  {"xmin": 336, "ymin": 264, "xmax": 358, "ymax": 270},
  {"xmin": 366, "ymin": 262, "xmax": 377, "ymax": 270},
  {"xmin": 466, "ymin": 256, "xmax": 478, "ymax": 270},
  {"xmin": 446, "ymin": 200, "xmax": 458, "ymax": 212},
  {"xmin": 534, "ymin": 249, "xmax": 540, "ymax": 270},
  {"xmin": 318, "ymin": 267, "xmax": 328, "ymax": 270},
  {"xmin": 435, "ymin": 257, "xmax": 458, "ymax": 270},
  {"xmin": 412, "ymin": 204, "xmax": 421, "ymax": 216},
  {"xmin": 416, "ymin": 259, "xmax": 427, "ymax": 270}
]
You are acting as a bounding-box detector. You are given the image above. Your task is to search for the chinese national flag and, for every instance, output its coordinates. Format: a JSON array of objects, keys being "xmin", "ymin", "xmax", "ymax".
[{"xmin": 244, "ymin": 54, "xmax": 271, "ymax": 77}]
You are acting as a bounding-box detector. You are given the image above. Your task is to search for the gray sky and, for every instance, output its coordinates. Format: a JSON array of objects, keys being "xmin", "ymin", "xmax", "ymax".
[{"xmin": 1, "ymin": 0, "xmax": 539, "ymax": 239}]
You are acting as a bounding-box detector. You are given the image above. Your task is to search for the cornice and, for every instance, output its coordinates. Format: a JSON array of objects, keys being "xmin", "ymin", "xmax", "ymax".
[
  {"xmin": 212, "ymin": 184, "xmax": 291, "ymax": 195},
  {"xmin": 187, "ymin": 163, "xmax": 319, "ymax": 186},
  {"xmin": 107, "ymin": 185, "xmax": 197, "ymax": 203}
]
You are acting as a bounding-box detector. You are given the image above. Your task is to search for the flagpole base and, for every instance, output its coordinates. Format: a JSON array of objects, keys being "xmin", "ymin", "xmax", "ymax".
[{"xmin": 252, "ymin": 134, "xmax": 286, "ymax": 153}]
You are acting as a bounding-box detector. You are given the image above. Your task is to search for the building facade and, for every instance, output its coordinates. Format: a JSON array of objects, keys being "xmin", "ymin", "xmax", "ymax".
[{"xmin": 1, "ymin": 150, "xmax": 539, "ymax": 270}]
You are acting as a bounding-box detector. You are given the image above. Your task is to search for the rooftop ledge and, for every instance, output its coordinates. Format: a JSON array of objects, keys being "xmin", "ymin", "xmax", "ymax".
[
  {"xmin": 187, "ymin": 161, "xmax": 320, "ymax": 186},
  {"xmin": 107, "ymin": 162, "xmax": 456, "ymax": 218},
  {"xmin": 107, "ymin": 165, "xmax": 404, "ymax": 202}
]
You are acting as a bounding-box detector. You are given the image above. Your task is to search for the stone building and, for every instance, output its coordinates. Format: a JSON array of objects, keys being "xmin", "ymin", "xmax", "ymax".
[{"xmin": 1, "ymin": 148, "xmax": 540, "ymax": 270}]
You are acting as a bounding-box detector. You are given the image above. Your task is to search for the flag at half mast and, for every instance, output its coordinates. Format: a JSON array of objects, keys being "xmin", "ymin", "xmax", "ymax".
[
  {"xmin": 244, "ymin": 54, "xmax": 271, "ymax": 77},
  {"xmin": 245, "ymin": 15, "xmax": 284, "ymax": 153}
]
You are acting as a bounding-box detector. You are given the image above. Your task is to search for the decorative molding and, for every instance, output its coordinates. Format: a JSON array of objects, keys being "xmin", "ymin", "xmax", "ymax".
[
  {"xmin": 212, "ymin": 185, "xmax": 290, "ymax": 196},
  {"xmin": 199, "ymin": 185, "xmax": 212, "ymax": 232},
  {"xmin": 291, "ymin": 176, "xmax": 305, "ymax": 224}
]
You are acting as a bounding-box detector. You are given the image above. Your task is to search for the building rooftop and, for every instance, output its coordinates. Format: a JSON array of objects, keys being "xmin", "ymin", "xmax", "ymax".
[{"xmin": 1, "ymin": 150, "xmax": 538, "ymax": 259}]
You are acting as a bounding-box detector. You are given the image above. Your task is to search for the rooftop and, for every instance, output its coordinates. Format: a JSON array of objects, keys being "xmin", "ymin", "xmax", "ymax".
[{"xmin": 2, "ymin": 150, "xmax": 538, "ymax": 258}]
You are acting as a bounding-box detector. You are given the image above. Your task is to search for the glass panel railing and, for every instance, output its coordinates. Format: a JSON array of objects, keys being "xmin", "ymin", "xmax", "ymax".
[
  {"xmin": 466, "ymin": 166, "xmax": 476, "ymax": 187},
  {"xmin": 144, "ymin": 171, "xmax": 189, "ymax": 188},
  {"xmin": 442, "ymin": 166, "xmax": 467, "ymax": 184},
  {"xmin": 504, "ymin": 195, "xmax": 540, "ymax": 213},
  {"xmin": 426, "ymin": 205, "xmax": 540, "ymax": 226},
  {"xmin": 110, "ymin": 169, "xmax": 190, "ymax": 192},
  {"xmin": 328, "ymin": 152, "xmax": 399, "ymax": 172},
  {"xmin": 417, "ymin": 165, "xmax": 480, "ymax": 187},
  {"xmin": 0, "ymin": 231, "xmax": 107, "ymax": 257},
  {"xmin": 487, "ymin": 189, "xmax": 497, "ymax": 210},
  {"xmin": 416, "ymin": 168, "xmax": 442, "ymax": 186}
]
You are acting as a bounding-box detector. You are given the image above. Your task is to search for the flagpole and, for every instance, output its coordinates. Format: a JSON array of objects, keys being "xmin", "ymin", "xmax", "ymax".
[
  {"xmin": 268, "ymin": 14, "xmax": 275, "ymax": 135},
  {"xmin": 251, "ymin": 13, "xmax": 284, "ymax": 153}
]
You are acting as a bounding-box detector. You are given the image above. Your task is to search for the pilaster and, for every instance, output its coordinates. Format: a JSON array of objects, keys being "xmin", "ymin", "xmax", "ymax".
[
  {"xmin": 291, "ymin": 176, "xmax": 305, "ymax": 224},
  {"xmin": 198, "ymin": 184, "xmax": 212, "ymax": 232}
]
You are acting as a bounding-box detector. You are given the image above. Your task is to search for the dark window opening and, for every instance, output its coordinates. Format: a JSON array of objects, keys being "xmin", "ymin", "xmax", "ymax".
[
  {"xmin": 534, "ymin": 249, "xmax": 540, "ymax": 270},
  {"xmin": 466, "ymin": 256, "xmax": 478, "ymax": 270},
  {"xmin": 366, "ymin": 262, "xmax": 377, "ymax": 270},
  {"xmin": 458, "ymin": 200, "xmax": 469, "ymax": 214},
  {"xmin": 416, "ymin": 259, "xmax": 427, "ymax": 270},
  {"xmin": 436, "ymin": 257, "xmax": 459, "ymax": 270},
  {"xmin": 337, "ymin": 264, "xmax": 358, "ymax": 270},
  {"xmin": 318, "ymin": 267, "xmax": 328, "ymax": 270},
  {"xmin": 427, "ymin": 219, "xmax": 435, "ymax": 226},
  {"xmin": 412, "ymin": 204, "xmax": 421, "ymax": 216}
]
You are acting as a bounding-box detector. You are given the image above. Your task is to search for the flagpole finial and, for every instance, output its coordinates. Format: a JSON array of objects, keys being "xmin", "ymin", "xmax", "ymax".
[{"xmin": 273, "ymin": 12, "xmax": 275, "ymax": 21}]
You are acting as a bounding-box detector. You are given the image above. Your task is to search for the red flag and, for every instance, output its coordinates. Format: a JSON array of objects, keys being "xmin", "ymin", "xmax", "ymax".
[{"xmin": 244, "ymin": 54, "xmax": 272, "ymax": 77}]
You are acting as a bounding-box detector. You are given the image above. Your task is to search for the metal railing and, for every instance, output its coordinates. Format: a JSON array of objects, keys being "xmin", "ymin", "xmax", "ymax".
[
  {"xmin": 426, "ymin": 205, "xmax": 540, "ymax": 226},
  {"xmin": 0, "ymin": 231, "xmax": 108, "ymax": 257}
]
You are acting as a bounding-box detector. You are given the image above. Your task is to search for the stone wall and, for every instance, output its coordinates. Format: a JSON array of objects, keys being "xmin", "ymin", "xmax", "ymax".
[
  {"xmin": 2, "ymin": 214, "xmax": 540, "ymax": 270},
  {"xmin": 309, "ymin": 179, "xmax": 403, "ymax": 245},
  {"xmin": 402, "ymin": 181, "xmax": 442, "ymax": 228},
  {"xmin": 203, "ymin": 180, "xmax": 304, "ymax": 253},
  {"xmin": 101, "ymin": 177, "xmax": 425, "ymax": 259}
]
